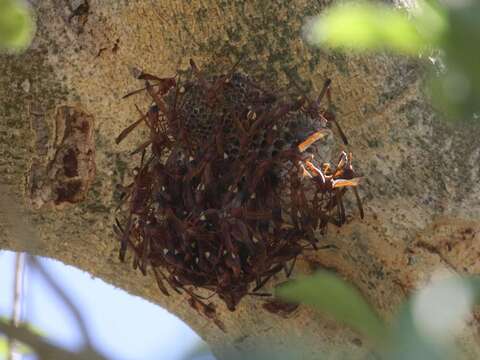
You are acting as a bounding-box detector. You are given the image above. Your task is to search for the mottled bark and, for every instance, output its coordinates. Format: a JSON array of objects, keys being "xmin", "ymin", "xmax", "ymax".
[{"xmin": 1, "ymin": 0, "xmax": 480, "ymax": 359}]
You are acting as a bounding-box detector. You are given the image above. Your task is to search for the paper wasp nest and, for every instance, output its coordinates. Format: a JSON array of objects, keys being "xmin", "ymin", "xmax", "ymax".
[{"xmin": 115, "ymin": 60, "xmax": 363, "ymax": 328}]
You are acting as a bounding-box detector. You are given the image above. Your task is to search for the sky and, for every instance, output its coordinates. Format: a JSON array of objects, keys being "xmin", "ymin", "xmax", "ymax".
[{"xmin": 0, "ymin": 250, "xmax": 215, "ymax": 360}]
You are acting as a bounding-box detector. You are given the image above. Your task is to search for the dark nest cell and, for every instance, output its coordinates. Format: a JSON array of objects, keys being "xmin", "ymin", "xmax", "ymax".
[{"xmin": 114, "ymin": 59, "xmax": 364, "ymax": 329}]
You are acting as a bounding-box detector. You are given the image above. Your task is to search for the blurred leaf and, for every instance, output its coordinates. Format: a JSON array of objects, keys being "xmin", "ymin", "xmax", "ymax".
[
  {"xmin": 0, "ymin": 337, "xmax": 6, "ymax": 357},
  {"xmin": 0, "ymin": 318, "xmax": 107, "ymax": 360},
  {"xmin": 429, "ymin": 2, "xmax": 480, "ymax": 120},
  {"xmin": 387, "ymin": 276, "xmax": 480, "ymax": 360},
  {"xmin": 213, "ymin": 341, "xmax": 332, "ymax": 360},
  {"xmin": 276, "ymin": 271, "xmax": 387, "ymax": 344},
  {"xmin": 387, "ymin": 303, "xmax": 454, "ymax": 360},
  {"xmin": 182, "ymin": 340, "xmax": 212, "ymax": 360},
  {"xmin": 459, "ymin": 275, "xmax": 480, "ymax": 303},
  {"xmin": 0, "ymin": 317, "xmax": 45, "ymax": 356},
  {"xmin": 305, "ymin": 2, "xmax": 432, "ymax": 54},
  {"xmin": 0, "ymin": 0, "xmax": 35, "ymax": 52},
  {"xmin": 0, "ymin": 336, "xmax": 35, "ymax": 356},
  {"xmin": 0, "ymin": 316, "xmax": 46, "ymax": 337},
  {"xmin": 412, "ymin": 0, "xmax": 448, "ymax": 45},
  {"xmin": 306, "ymin": 0, "xmax": 479, "ymax": 122}
]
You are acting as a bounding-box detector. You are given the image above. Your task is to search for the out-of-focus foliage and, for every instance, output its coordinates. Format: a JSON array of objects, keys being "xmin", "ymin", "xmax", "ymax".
[
  {"xmin": 304, "ymin": 0, "xmax": 480, "ymax": 121},
  {"xmin": 304, "ymin": 3, "xmax": 432, "ymax": 54},
  {"xmin": 182, "ymin": 340, "xmax": 212, "ymax": 360},
  {"xmin": 0, "ymin": 337, "xmax": 33, "ymax": 359},
  {"xmin": 0, "ymin": 0, "xmax": 35, "ymax": 52},
  {"xmin": 186, "ymin": 339, "xmax": 345, "ymax": 360},
  {"xmin": 386, "ymin": 276, "xmax": 477, "ymax": 360},
  {"xmin": 277, "ymin": 272, "xmax": 386, "ymax": 345},
  {"xmin": 277, "ymin": 271, "xmax": 480, "ymax": 360},
  {"xmin": 428, "ymin": 1, "xmax": 480, "ymax": 121},
  {"xmin": 0, "ymin": 317, "xmax": 108, "ymax": 360},
  {"xmin": 0, "ymin": 336, "xmax": 34, "ymax": 357},
  {"xmin": 0, "ymin": 316, "xmax": 45, "ymax": 358}
]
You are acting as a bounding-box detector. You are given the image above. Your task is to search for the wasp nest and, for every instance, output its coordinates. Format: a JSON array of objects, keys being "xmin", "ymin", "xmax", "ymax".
[{"xmin": 114, "ymin": 60, "xmax": 363, "ymax": 328}]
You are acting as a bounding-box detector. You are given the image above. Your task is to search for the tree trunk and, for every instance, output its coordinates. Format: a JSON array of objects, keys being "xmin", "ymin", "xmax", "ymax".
[{"xmin": 1, "ymin": 0, "xmax": 480, "ymax": 358}]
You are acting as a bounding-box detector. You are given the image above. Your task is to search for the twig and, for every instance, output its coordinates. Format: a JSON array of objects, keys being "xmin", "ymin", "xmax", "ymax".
[
  {"xmin": 0, "ymin": 319, "xmax": 106, "ymax": 360},
  {"xmin": 7, "ymin": 252, "xmax": 26, "ymax": 360},
  {"xmin": 27, "ymin": 255, "xmax": 94, "ymax": 349},
  {"xmin": 0, "ymin": 188, "xmax": 95, "ymax": 351}
]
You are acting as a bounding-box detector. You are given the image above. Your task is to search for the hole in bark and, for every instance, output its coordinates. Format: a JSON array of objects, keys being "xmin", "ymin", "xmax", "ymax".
[
  {"xmin": 63, "ymin": 149, "xmax": 79, "ymax": 177},
  {"xmin": 55, "ymin": 180, "xmax": 82, "ymax": 204}
]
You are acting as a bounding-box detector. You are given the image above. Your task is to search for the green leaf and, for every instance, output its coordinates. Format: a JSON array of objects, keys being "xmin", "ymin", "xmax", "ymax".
[
  {"xmin": 387, "ymin": 276, "xmax": 480, "ymax": 360},
  {"xmin": 429, "ymin": 2, "xmax": 480, "ymax": 121},
  {"xmin": 305, "ymin": 2, "xmax": 429, "ymax": 54},
  {"xmin": 205, "ymin": 341, "xmax": 331, "ymax": 360},
  {"xmin": 182, "ymin": 340, "xmax": 211, "ymax": 360},
  {"xmin": 276, "ymin": 271, "xmax": 387, "ymax": 344},
  {"xmin": 387, "ymin": 303, "xmax": 454, "ymax": 360},
  {"xmin": 0, "ymin": 316, "xmax": 46, "ymax": 338},
  {"xmin": 0, "ymin": 336, "xmax": 35, "ymax": 356},
  {"xmin": 460, "ymin": 276, "xmax": 480, "ymax": 303},
  {"xmin": 0, "ymin": 0, "xmax": 36, "ymax": 52},
  {"xmin": 0, "ymin": 337, "xmax": 6, "ymax": 357},
  {"xmin": 412, "ymin": 0, "xmax": 448, "ymax": 45}
]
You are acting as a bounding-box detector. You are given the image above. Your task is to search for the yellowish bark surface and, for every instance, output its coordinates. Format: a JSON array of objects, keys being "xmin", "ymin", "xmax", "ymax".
[{"xmin": 1, "ymin": 1, "xmax": 480, "ymax": 358}]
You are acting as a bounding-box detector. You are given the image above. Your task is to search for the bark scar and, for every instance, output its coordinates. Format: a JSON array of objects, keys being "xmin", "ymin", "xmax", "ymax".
[{"xmin": 29, "ymin": 105, "xmax": 95, "ymax": 208}]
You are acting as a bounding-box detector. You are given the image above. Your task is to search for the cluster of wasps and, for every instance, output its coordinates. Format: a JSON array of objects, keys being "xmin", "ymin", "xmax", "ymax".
[{"xmin": 114, "ymin": 59, "xmax": 363, "ymax": 330}]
